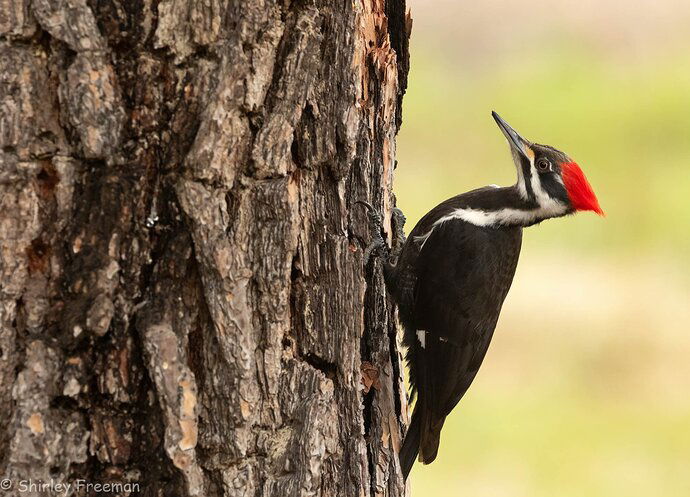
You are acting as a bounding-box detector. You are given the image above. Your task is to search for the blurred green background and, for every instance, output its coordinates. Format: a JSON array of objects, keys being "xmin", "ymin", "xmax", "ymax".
[{"xmin": 395, "ymin": 1, "xmax": 690, "ymax": 495}]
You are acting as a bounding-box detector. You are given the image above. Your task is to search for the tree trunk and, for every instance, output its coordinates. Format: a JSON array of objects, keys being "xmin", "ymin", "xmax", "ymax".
[{"xmin": 0, "ymin": 0, "xmax": 410, "ymax": 495}]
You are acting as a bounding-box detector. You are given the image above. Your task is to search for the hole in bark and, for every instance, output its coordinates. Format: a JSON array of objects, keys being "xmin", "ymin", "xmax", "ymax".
[
  {"xmin": 290, "ymin": 252, "xmax": 302, "ymax": 281},
  {"xmin": 38, "ymin": 130, "xmax": 57, "ymax": 144},
  {"xmin": 303, "ymin": 353, "xmax": 337, "ymax": 380},
  {"xmin": 389, "ymin": 328, "xmax": 404, "ymax": 424},
  {"xmin": 11, "ymin": 297, "xmax": 23, "ymax": 330},
  {"xmin": 290, "ymin": 135, "xmax": 300, "ymax": 165},
  {"xmin": 362, "ymin": 385, "xmax": 377, "ymax": 490},
  {"xmin": 224, "ymin": 190, "xmax": 242, "ymax": 235},
  {"xmin": 26, "ymin": 238, "xmax": 51, "ymax": 274},
  {"xmin": 49, "ymin": 466, "xmax": 61, "ymax": 477},
  {"xmin": 36, "ymin": 160, "xmax": 60, "ymax": 197},
  {"xmin": 247, "ymin": 109, "xmax": 263, "ymax": 133},
  {"xmin": 50, "ymin": 395, "xmax": 79, "ymax": 410}
]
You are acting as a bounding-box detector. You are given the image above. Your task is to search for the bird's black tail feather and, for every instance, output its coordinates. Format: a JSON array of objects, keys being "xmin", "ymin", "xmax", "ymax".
[{"xmin": 399, "ymin": 409, "xmax": 421, "ymax": 480}]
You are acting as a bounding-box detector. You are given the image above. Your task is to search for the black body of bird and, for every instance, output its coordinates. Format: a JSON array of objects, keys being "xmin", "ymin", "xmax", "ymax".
[{"xmin": 373, "ymin": 112, "xmax": 603, "ymax": 480}]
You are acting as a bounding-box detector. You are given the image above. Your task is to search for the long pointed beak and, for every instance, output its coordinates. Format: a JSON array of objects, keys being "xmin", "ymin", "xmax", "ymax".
[{"xmin": 492, "ymin": 111, "xmax": 534, "ymax": 161}]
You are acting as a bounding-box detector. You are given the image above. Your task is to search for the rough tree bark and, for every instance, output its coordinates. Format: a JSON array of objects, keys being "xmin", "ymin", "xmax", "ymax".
[{"xmin": 1, "ymin": 0, "xmax": 411, "ymax": 496}]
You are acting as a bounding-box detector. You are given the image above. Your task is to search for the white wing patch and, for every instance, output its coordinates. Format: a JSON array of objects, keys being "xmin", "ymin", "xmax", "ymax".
[
  {"xmin": 413, "ymin": 231, "xmax": 432, "ymax": 248},
  {"xmin": 417, "ymin": 329, "xmax": 426, "ymax": 348}
]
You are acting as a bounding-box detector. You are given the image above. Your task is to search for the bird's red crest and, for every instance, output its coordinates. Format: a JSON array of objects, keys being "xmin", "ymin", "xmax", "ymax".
[{"xmin": 561, "ymin": 161, "xmax": 604, "ymax": 215}]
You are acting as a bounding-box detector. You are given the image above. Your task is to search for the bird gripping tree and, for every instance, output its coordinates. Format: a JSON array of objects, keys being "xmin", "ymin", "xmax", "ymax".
[{"xmin": 363, "ymin": 112, "xmax": 603, "ymax": 480}]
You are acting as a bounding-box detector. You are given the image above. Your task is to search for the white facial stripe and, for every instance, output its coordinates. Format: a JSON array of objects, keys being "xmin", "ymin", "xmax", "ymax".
[{"xmin": 529, "ymin": 154, "xmax": 565, "ymax": 213}]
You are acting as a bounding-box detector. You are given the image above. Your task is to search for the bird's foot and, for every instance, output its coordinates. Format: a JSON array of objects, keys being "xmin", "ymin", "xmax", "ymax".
[
  {"xmin": 355, "ymin": 200, "xmax": 388, "ymax": 266},
  {"xmin": 390, "ymin": 207, "xmax": 407, "ymax": 260}
]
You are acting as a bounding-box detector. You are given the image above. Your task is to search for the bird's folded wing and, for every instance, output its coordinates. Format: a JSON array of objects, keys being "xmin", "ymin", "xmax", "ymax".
[{"xmin": 412, "ymin": 219, "xmax": 501, "ymax": 417}]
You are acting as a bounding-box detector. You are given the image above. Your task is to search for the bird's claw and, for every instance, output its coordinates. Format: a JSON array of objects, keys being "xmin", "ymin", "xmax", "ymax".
[
  {"xmin": 355, "ymin": 200, "xmax": 386, "ymax": 266},
  {"xmin": 355, "ymin": 200, "xmax": 407, "ymax": 266},
  {"xmin": 391, "ymin": 207, "xmax": 407, "ymax": 249},
  {"xmin": 362, "ymin": 233, "xmax": 386, "ymax": 266},
  {"xmin": 355, "ymin": 200, "xmax": 381, "ymax": 230}
]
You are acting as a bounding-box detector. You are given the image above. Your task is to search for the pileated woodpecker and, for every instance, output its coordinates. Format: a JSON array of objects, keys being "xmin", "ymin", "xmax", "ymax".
[{"xmin": 361, "ymin": 112, "xmax": 603, "ymax": 480}]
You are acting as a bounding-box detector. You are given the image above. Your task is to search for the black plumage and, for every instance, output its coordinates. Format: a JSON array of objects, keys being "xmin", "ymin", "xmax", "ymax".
[
  {"xmin": 387, "ymin": 188, "xmax": 523, "ymax": 478},
  {"xmin": 372, "ymin": 112, "xmax": 603, "ymax": 480}
]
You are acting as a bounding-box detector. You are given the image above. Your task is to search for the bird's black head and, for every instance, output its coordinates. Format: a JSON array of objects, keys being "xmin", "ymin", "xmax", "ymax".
[{"xmin": 492, "ymin": 111, "xmax": 603, "ymax": 218}]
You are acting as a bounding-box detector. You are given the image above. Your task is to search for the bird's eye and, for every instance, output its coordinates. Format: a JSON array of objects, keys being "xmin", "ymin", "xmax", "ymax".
[{"xmin": 536, "ymin": 158, "xmax": 551, "ymax": 172}]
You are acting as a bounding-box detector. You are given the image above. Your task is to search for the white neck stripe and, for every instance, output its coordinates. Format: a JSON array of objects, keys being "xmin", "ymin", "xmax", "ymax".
[
  {"xmin": 414, "ymin": 202, "xmax": 568, "ymax": 247},
  {"xmin": 436, "ymin": 204, "xmax": 566, "ymax": 228}
]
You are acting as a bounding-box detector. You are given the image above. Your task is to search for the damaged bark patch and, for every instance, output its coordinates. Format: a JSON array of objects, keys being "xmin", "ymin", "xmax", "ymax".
[
  {"xmin": 26, "ymin": 412, "xmax": 45, "ymax": 434},
  {"xmin": 361, "ymin": 361, "xmax": 381, "ymax": 394}
]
